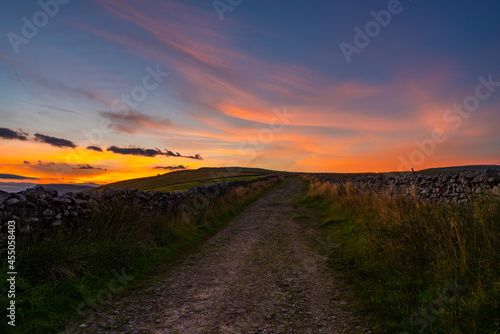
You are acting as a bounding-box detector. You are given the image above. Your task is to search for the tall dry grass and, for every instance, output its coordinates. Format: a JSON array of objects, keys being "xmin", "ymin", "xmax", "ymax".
[{"xmin": 302, "ymin": 176, "xmax": 500, "ymax": 333}]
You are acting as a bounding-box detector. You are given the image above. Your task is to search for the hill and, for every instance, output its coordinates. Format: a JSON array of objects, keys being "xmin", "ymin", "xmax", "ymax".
[
  {"xmin": 418, "ymin": 164, "xmax": 500, "ymax": 173},
  {"xmin": 44, "ymin": 183, "xmax": 96, "ymax": 194},
  {"xmin": 0, "ymin": 182, "xmax": 96, "ymax": 194},
  {"xmin": 88, "ymin": 167, "xmax": 282, "ymax": 192}
]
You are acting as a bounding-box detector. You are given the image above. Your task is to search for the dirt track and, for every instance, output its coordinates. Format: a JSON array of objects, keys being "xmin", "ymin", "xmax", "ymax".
[{"xmin": 74, "ymin": 178, "xmax": 372, "ymax": 333}]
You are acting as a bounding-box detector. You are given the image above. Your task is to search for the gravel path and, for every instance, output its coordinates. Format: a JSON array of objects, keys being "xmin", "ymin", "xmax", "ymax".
[{"xmin": 73, "ymin": 178, "xmax": 372, "ymax": 333}]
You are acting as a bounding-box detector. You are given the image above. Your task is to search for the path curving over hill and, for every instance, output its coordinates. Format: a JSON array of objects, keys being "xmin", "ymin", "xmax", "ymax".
[{"xmin": 74, "ymin": 178, "xmax": 372, "ymax": 333}]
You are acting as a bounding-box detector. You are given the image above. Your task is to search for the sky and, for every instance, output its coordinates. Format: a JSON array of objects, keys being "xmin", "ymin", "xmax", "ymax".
[{"xmin": 1, "ymin": 0, "xmax": 499, "ymax": 189}]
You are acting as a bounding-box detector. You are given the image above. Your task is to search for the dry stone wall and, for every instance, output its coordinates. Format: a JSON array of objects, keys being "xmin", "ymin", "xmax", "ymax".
[
  {"xmin": 0, "ymin": 175, "xmax": 280, "ymax": 250},
  {"xmin": 312, "ymin": 169, "xmax": 500, "ymax": 205}
]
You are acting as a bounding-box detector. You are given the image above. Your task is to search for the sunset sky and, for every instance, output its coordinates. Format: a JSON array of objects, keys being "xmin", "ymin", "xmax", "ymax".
[{"xmin": 1, "ymin": 0, "xmax": 500, "ymax": 190}]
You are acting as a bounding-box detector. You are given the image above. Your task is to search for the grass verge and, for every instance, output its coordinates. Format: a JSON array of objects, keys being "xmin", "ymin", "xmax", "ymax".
[
  {"xmin": 0, "ymin": 177, "xmax": 282, "ymax": 333},
  {"xmin": 295, "ymin": 177, "xmax": 500, "ymax": 333}
]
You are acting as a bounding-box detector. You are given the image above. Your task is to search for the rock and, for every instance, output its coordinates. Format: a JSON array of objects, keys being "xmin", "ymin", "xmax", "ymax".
[
  {"xmin": 25, "ymin": 193, "xmax": 38, "ymax": 203},
  {"xmin": 26, "ymin": 217, "xmax": 40, "ymax": 224},
  {"xmin": 51, "ymin": 197, "xmax": 72, "ymax": 205},
  {"xmin": 472, "ymin": 176, "xmax": 483, "ymax": 184},
  {"xmin": 51, "ymin": 220, "xmax": 62, "ymax": 227},
  {"xmin": 488, "ymin": 176, "xmax": 500, "ymax": 183},
  {"xmin": 10, "ymin": 194, "xmax": 27, "ymax": 204},
  {"xmin": 464, "ymin": 171, "xmax": 477, "ymax": 179},
  {"xmin": 5, "ymin": 198, "xmax": 19, "ymax": 206},
  {"xmin": 32, "ymin": 185, "xmax": 58, "ymax": 197},
  {"xmin": 43, "ymin": 209, "xmax": 55, "ymax": 216}
]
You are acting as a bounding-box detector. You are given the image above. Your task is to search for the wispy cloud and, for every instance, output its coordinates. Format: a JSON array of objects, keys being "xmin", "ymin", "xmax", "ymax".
[
  {"xmin": 25, "ymin": 102, "xmax": 78, "ymax": 114},
  {"xmin": 98, "ymin": 110, "xmax": 172, "ymax": 134}
]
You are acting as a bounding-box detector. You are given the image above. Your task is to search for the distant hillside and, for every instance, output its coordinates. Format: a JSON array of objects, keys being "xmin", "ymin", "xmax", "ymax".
[
  {"xmin": 0, "ymin": 183, "xmax": 96, "ymax": 194},
  {"xmin": 419, "ymin": 165, "xmax": 500, "ymax": 173},
  {"xmin": 199, "ymin": 167, "xmax": 279, "ymax": 174},
  {"xmin": 88, "ymin": 167, "xmax": 282, "ymax": 192},
  {"xmin": 45, "ymin": 184, "xmax": 96, "ymax": 194}
]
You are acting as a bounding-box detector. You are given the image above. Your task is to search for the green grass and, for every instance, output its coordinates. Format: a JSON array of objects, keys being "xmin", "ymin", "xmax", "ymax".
[
  {"xmin": 88, "ymin": 166, "xmax": 280, "ymax": 192},
  {"xmin": 296, "ymin": 178, "xmax": 500, "ymax": 333},
  {"xmin": 0, "ymin": 177, "xmax": 282, "ymax": 333},
  {"xmin": 149, "ymin": 175, "xmax": 266, "ymax": 192}
]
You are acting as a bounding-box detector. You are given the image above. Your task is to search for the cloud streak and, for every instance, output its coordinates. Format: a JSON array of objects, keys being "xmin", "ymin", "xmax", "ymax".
[{"xmin": 98, "ymin": 110, "xmax": 172, "ymax": 134}]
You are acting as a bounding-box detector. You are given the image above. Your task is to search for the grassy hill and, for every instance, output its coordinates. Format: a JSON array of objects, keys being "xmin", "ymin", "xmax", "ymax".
[
  {"xmin": 418, "ymin": 164, "xmax": 500, "ymax": 173},
  {"xmin": 88, "ymin": 167, "xmax": 281, "ymax": 192},
  {"xmin": 87, "ymin": 164, "xmax": 500, "ymax": 193}
]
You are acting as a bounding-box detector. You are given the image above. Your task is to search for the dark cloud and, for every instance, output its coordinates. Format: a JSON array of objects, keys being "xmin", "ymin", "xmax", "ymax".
[
  {"xmin": 73, "ymin": 164, "xmax": 106, "ymax": 171},
  {"xmin": 86, "ymin": 146, "xmax": 103, "ymax": 152},
  {"xmin": 23, "ymin": 161, "xmax": 30, "ymax": 165},
  {"xmin": 106, "ymin": 146, "xmax": 203, "ymax": 160},
  {"xmin": 107, "ymin": 146, "xmax": 164, "ymax": 157},
  {"xmin": 186, "ymin": 154, "xmax": 203, "ymax": 160},
  {"xmin": 0, "ymin": 128, "xmax": 28, "ymax": 141},
  {"xmin": 0, "ymin": 173, "xmax": 39, "ymax": 180},
  {"xmin": 34, "ymin": 133, "xmax": 77, "ymax": 148},
  {"xmin": 164, "ymin": 150, "xmax": 182, "ymax": 157},
  {"xmin": 153, "ymin": 165, "xmax": 187, "ymax": 171}
]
